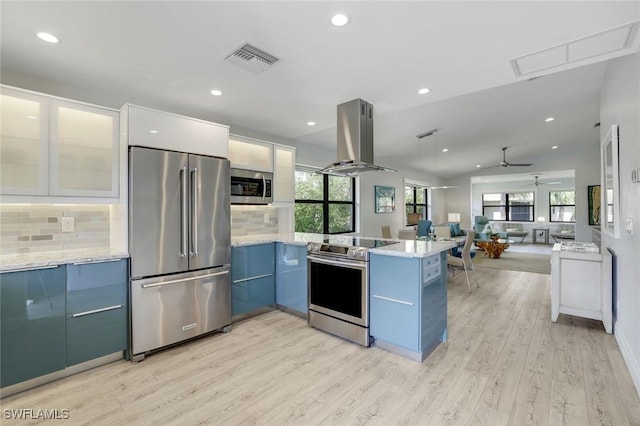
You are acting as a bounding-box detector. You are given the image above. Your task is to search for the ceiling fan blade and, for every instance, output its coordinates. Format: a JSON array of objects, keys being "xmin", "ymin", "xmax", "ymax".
[
  {"xmin": 508, "ymin": 163, "xmax": 533, "ymax": 167},
  {"xmin": 548, "ymin": 181, "xmax": 562, "ymax": 185}
]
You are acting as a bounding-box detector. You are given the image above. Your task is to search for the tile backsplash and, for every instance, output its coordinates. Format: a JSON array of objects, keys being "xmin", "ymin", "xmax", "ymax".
[
  {"xmin": 231, "ymin": 205, "xmax": 279, "ymax": 236},
  {"xmin": 0, "ymin": 205, "xmax": 110, "ymax": 255}
]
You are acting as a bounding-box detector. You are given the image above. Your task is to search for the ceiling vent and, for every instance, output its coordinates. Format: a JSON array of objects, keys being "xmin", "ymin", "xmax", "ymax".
[
  {"xmin": 225, "ymin": 43, "xmax": 280, "ymax": 73},
  {"xmin": 511, "ymin": 20, "xmax": 640, "ymax": 77}
]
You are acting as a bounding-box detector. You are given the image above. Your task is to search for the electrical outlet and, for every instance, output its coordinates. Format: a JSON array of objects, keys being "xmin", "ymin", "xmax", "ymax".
[
  {"xmin": 264, "ymin": 213, "xmax": 270, "ymax": 223},
  {"xmin": 61, "ymin": 217, "xmax": 74, "ymax": 233}
]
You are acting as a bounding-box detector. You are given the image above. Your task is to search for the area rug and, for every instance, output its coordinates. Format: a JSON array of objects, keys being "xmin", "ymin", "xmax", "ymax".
[{"xmin": 471, "ymin": 250, "xmax": 551, "ymax": 274}]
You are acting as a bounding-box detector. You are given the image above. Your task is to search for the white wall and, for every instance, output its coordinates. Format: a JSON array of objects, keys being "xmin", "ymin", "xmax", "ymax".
[
  {"xmin": 444, "ymin": 145, "xmax": 600, "ymax": 242},
  {"xmin": 599, "ymin": 52, "xmax": 640, "ymax": 396},
  {"xmin": 357, "ymin": 171, "xmax": 406, "ymax": 238}
]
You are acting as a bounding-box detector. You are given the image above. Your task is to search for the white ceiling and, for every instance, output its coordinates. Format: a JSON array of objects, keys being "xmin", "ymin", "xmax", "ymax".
[{"xmin": 2, "ymin": 1, "xmax": 639, "ymax": 178}]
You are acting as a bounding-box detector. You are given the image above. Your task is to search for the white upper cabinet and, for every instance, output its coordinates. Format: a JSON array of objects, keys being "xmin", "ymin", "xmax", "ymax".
[
  {"xmin": 229, "ymin": 137, "xmax": 273, "ymax": 172},
  {"xmin": 0, "ymin": 86, "xmax": 120, "ymax": 199},
  {"xmin": 124, "ymin": 104, "xmax": 229, "ymax": 159},
  {"xmin": 0, "ymin": 87, "xmax": 50, "ymax": 195},
  {"xmin": 49, "ymin": 100, "xmax": 119, "ymax": 197},
  {"xmin": 273, "ymin": 144, "xmax": 295, "ymax": 203}
]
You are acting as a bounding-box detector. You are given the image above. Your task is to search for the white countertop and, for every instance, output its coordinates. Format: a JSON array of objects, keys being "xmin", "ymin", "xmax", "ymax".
[
  {"xmin": 232, "ymin": 233, "xmax": 455, "ymax": 258},
  {"xmin": 0, "ymin": 248, "xmax": 129, "ymax": 272}
]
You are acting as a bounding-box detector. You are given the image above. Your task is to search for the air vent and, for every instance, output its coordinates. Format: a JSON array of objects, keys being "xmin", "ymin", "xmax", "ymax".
[
  {"xmin": 511, "ymin": 20, "xmax": 640, "ymax": 77},
  {"xmin": 225, "ymin": 43, "xmax": 280, "ymax": 73}
]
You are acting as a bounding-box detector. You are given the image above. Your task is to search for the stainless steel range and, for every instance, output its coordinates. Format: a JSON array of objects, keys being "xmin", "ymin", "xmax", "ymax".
[{"xmin": 307, "ymin": 238, "xmax": 398, "ymax": 346}]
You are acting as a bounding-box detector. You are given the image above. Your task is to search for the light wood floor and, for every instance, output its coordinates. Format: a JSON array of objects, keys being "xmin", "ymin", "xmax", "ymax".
[{"xmin": 3, "ymin": 267, "xmax": 640, "ymax": 425}]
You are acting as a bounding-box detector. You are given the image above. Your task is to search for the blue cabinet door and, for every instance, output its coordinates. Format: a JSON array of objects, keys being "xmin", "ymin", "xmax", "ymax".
[
  {"xmin": 232, "ymin": 244, "xmax": 275, "ymax": 316},
  {"xmin": 232, "ymin": 275, "xmax": 275, "ymax": 316},
  {"xmin": 370, "ymin": 254, "xmax": 421, "ymax": 351},
  {"xmin": 66, "ymin": 259, "xmax": 127, "ymax": 366},
  {"xmin": 1, "ymin": 266, "xmax": 66, "ymax": 387},
  {"xmin": 275, "ymin": 243, "xmax": 308, "ymax": 314},
  {"xmin": 231, "ymin": 244, "xmax": 275, "ymax": 281}
]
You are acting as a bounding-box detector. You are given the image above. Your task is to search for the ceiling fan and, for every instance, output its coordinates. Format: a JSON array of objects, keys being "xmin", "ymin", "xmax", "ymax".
[
  {"xmin": 527, "ymin": 175, "xmax": 562, "ymax": 187},
  {"xmin": 489, "ymin": 146, "xmax": 533, "ymax": 168}
]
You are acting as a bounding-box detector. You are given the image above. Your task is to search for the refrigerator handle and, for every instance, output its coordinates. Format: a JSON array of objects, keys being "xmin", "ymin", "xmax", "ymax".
[
  {"xmin": 179, "ymin": 167, "xmax": 188, "ymax": 257},
  {"xmin": 191, "ymin": 167, "xmax": 199, "ymax": 256},
  {"xmin": 261, "ymin": 174, "xmax": 266, "ymax": 201}
]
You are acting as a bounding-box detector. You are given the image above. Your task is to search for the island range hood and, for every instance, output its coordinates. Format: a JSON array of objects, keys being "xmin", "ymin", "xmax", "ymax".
[{"xmin": 317, "ymin": 99, "xmax": 396, "ymax": 176}]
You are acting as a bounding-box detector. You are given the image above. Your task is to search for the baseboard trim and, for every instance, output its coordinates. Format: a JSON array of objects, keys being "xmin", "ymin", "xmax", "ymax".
[{"xmin": 615, "ymin": 325, "xmax": 640, "ymax": 398}]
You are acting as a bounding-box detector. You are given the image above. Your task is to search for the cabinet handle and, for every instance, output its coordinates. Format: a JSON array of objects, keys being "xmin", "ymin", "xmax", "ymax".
[
  {"xmin": 72, "ymin": 304, "xmax": 122, "ymax": 317},
  {"xmin": 372, "ymin": 294, "xmax": 414, "ymax": 306},
  {"xmin": 2, "ymin": 265, "xmax": 60, "ymax": 273},
  {"xmin": 141, "ymin": 269, "xmax": 229, "ymax": 289},
  {"xmin": 233, "ymin": 273, "xmax": 273, "ymax": 284},
  {"xmin": 72, "ymin": 258, "xmax": 123, "ymax": 265}
]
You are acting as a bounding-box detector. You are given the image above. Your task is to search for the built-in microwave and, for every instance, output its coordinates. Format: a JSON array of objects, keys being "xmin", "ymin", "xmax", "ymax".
[{"xmin": 230, "ymin": 168, "xmax": 273, "ymax": 204}]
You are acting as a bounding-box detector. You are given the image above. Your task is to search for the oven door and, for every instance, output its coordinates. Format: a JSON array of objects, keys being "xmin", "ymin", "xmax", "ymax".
[{"xmin": 307, "ymin": 254, "xmax": 368, "ymax": 327}]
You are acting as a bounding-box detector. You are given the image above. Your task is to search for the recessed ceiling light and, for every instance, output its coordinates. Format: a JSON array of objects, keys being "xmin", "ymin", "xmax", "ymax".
[
  {"xmin": 442, "ymin": 148, "xmax": 448, "ymax": 152},
  {"xmin": 149, "ymin": 130, "xmax": 158, "ymax": 134},
  {"xmin": 418, "ymin": 88, "xmax": 430, "ymax": 95},
  {"xmin": 476, "ymin": 164, "xmax": 481, "ymax": 168},
  {"xmin": 27, "ymin": 115, "xmax": 38, "ymax": 120},
  {"xmin": 552, "ymin": 145, "xmax": 558, "ymax": 149},
  {"xmin": 331, "ymin": 14, "xmax": 349, "ymax": 27},
  {"xmin": 210, "ymin": 89, "xmax": 222, "ymax": 96},
  {"xmin": 307, "ymin": 121, "xmax": 316, "ymax": 126},
  {"xmin": 36, "ymin": 32, "xmax": 59, "ymax": 43},
  {"xmin": 545, "ymin": 117, "xmax": 555, "ymax": 122}
]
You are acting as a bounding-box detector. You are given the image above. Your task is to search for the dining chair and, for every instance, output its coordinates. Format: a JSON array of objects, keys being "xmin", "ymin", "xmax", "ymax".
[
  {"xmin": 381, "ymin": 226, "xmax": 392, "ymax": 239},
  {"xmin": 447, "ymin": 230, "xmax": 479, "ymax": 293},
  {"xmin": 416, "ymin": 220, "xmax": 432, "ymax": 238},
  {"xmin": 398, "ymin": 229, "xmax": 416, "ymax": 240}
]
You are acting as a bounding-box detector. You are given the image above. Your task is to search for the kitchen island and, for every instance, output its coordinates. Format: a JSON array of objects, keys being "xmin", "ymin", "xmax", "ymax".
[{"xmin": 231, "ymin": 233, "xmax": 455, "ymax": 362}]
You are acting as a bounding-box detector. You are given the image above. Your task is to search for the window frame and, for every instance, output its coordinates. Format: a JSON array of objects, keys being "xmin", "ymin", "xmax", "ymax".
[
  {"xmin": 482, "ymin": 191, "xmax": 535, "ymax": 222},
  {"xmin": 294, "ymin": 170, "xmax": 356, "ymax": 234},
  {"xmin": 549, "ymin": 190, "xmax": 576, "ymax": 223},
  {"xmin": 405, "ymin": 186, "xmax": 429, "ymax": 224}
]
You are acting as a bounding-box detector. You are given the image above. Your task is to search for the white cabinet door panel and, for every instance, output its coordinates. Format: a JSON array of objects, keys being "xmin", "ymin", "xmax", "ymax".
[{"xmin": 126, "ymin": 105, "xmax": 229, "ymax": 159}]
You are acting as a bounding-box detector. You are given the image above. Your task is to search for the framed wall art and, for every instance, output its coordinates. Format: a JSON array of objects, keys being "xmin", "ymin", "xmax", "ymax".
[
  {"xmin": 587, "ymin": 185, "xmax": 601, "ymax": 226},
  {"xmin": 374, "ymin": 185, "xmax": 395, "ymax": 213}
]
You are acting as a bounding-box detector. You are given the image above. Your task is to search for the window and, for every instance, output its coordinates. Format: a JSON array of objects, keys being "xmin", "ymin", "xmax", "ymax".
[
  {"xmin": 549, "ymin": 190, "xmax": 576, "ymax": 223},
  {"xmin": 482, "ymin": 192, "xmax": 534, "ymax": 221},
  {"xmin": 405, "ymin": 186, "xmax": 429, "ymax": 224},
  {"xmin": 294, "ymin": 170, "xmax": 355, "ymax": 234}
]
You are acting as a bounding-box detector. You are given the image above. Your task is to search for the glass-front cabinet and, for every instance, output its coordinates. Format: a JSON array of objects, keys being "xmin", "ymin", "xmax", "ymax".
[
  {"xmin": 50, "ymin": 100, "xmax": 119, "ymax": 197},
  {"xmin": 0, "ymin": 87, "xmax": 50, "ymax": 195},
  {"xmin": 0, "ymin": 85, "xmax": 119, "ymax": 198}
]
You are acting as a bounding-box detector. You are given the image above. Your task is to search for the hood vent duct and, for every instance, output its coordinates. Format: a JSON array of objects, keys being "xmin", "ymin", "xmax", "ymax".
[{"xmin": 317, "ymin": 99, "xmax": 396, "ymax": 176}]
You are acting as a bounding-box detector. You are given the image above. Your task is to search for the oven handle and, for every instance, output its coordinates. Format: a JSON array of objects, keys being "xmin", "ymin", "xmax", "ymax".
[{"xmin": 307, "ymin": 254, "xmax": 367, "ymax": 269}]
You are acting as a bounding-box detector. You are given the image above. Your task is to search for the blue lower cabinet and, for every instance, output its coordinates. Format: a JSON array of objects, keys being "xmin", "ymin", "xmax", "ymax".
[
  {"xmin": 66, "ymin": 305, "xmax": 127, "ymax": 366},
  {"xmin": 232, "ymin": 244, "xmax": 276, "ymax": 317},
  {"xmin": 65, "ymin": 259, "xmax": 128, "ymax": 366},
  {"xmin": 275, "ymin": 243, "xmax": 307, "ymax": 314},
  {"xmin": 370, "ymin": 252, "xmax": 447, "ymax": 361},
  {"xmin": 370, "ymin": 254, "xmax": 421, "ymax": 351},
  {"xmin": 1, "ymin": 266, "xmax": 66, "ymax": 388},
  {"xmin": 232, "ymin": 275, "xmax": 275, "ymax": 316}
]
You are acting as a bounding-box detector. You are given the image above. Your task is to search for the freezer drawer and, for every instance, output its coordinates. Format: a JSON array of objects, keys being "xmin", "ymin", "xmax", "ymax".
[{"xmin": 130, "ymin": 266, "xmax": 231, "ymax": 356}]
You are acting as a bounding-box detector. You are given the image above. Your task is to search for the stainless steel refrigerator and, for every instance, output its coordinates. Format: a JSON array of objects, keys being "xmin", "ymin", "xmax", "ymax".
[{"xmin": 129, "ymin": 146, "xmax": 231, "ymax": 361}]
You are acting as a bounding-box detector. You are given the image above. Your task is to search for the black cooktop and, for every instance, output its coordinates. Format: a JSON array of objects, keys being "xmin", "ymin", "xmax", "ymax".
[{"xmin": 322, "ymin": 237, "xmax": 399, "ymax": 249}]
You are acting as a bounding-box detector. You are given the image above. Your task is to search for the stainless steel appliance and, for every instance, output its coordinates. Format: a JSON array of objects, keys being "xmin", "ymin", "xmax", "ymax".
[
  {"xmin": 129, "ymin": 146, "xmax": 231, "ymax": 361},
  {"xmin": 307, "ymin": 238, "xmax": 398, "ymax": 346},
  {"xmin": 230, "ymin": 168, "xmax": 272, "ymax": 204},
  {"xmin": 316, "ymin": 99, "xmax": 395, "ymax": 176}
]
